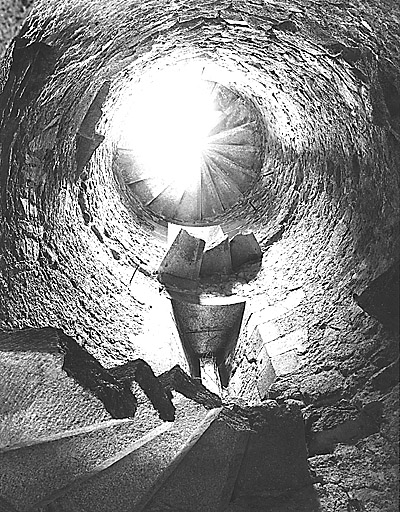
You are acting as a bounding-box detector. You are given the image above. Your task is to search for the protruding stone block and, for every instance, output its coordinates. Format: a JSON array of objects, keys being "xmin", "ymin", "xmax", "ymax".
[
  {"xmin": 230, "ymin": 233, "xmax": 262, "ymax": 270},
  {"xmin": 158, "ymin": 230, "xmax": 205, "ymax": 289},
  {"xmin": 171, "ymin": 300, "xmax": 245, "ymax": 385},
  {"xmin": 257, "ymin": 322, "xmax": 281, "ymax": 344},
  {"xmin": 265, "ymin": 328, "xmax": 308, "ymax": 358},
  {"xmin": 271, "ymin": 349, "xmax": 301, "ymax": 376},
  {"xmin": 200, "ymin": 238, "xmax": 232, "ymax": 277}
]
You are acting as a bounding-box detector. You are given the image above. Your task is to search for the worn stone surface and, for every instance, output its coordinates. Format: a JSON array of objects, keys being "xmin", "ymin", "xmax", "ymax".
[
  {"xmin": 230, "ymin": 233, "xmax": 263, "ymax": 270},
  {"xmin": 200, "ymin": 237, "xmax": 232, "ymax": 277},
  {"xmin": 225, "ymin": 486, "xmax": 321, "ymax": 512},
  {"xmin": 232, "ymin": 400, "xmax": 311, "ymax": 498},
  {"xmin": 0, "ymin": 0, "xmax": 399, "ymax": 510},
  {"xmin": 59, "ymin": 330, "xmax": 138, "ymax": 419},
  {"xmin": 143, "ymin": 415, "xmax": 240, "ymax": 512},
  {"xmin": 29, "ymin": 399, "xmax": 208, "ymax": 512},
  {"xmin": 0, "ymin": 327, "xmax": 113, "ymax": 446},
  {"xmin": 0, "ymin": 0, "xmax": 34, "ymax": 59},
  {"xmin": 0, "ymin": 413, "xmax": 162, "ymax": 510}
]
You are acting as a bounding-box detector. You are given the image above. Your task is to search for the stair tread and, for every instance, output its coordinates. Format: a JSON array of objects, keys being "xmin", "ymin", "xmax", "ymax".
[
  {"xmin": 141, "ymin": 416, "xmax": 245, "ymax": 512},
  {"xmin": 1, "ymin": 398, "xmax": 162, "ymax": 511},
  {"xmin": 32, "ymin": 399, "xmax": 208, "ymax": 512}
]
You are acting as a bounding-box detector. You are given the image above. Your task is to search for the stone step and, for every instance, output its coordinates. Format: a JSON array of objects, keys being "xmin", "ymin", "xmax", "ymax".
[
  {"xmin": 0, "ymin": 410, "xmax": 162, "ymax": 511},
  {"xmin": 0, "ymin": 328, "xmax": 113, "ymax": 448},
  {"xmin": 139, "ymin": 412, "xmax": 248, "ymax": 512},
  {"xmin": 29, "ymin": 399, "xmax": 209, "ymax": 512},
  {"xmin": 207, "ymin": 121, "xmax": 257, "ymax": 146}
]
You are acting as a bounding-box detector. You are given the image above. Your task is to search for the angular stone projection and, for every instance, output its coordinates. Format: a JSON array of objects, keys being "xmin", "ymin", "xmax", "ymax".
[
  {"xmin": 171, "ymin": 299, "xmax": 245, "ymax": 386},
  {"xmin": 158, "ymin": 229, "xmax": 205, "ymax": 290},
  {"xmin": 0, "ymin": 328, "xmax": 119, "ymax": 446},
  {"xmin": 200, "ymin": 237, "xmax": 232, "ymax": 277},
  {"xmin": 354, "ymin": 260, "xmax": 399, "ymax": 332},
  {"xmin": 230, "ymin": 232, "xmax": 262, "ymax": 270}
]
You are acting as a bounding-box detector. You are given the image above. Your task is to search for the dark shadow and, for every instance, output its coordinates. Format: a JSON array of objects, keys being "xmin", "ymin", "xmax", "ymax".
[
  {"xmin": 0, "ymin": 326, "xmax": 60, "ymax": 353},
  {"xmin": 354, "ymin": 260, "xmax": 399, "ymax": 333},
  {"xmin": 227, "ymin": 484, "xmax": 321, "ymax": 512}
]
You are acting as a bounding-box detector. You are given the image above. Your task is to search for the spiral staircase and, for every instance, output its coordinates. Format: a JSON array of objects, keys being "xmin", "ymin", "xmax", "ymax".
[
  {"xmin": 0, "ymin": 227, "xmax": 314, "ymax": 512},
  {"xmin": 0, "ymin": 81, "xmax": 313, "ymax": 512},
  {"xmin": 114, "ymin": 82, "xmax": 263, "ymax": 225}
]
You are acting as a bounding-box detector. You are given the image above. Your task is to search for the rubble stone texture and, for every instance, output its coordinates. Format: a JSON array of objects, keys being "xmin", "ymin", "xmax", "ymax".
[{"xmin": 0, "ymin": 0, "xmax": 399, "ymax": 511}]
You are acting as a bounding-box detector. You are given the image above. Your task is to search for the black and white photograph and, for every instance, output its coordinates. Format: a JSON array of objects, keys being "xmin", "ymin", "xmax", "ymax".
[{"xmin": 0, "ymin": 1, "xmax": 398, "ymax": 511}]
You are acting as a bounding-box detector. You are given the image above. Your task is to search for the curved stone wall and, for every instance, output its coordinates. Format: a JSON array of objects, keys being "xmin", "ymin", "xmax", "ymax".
[{"xmin": 0, "ymin": 1, "xmax": 398, "ymax": 509}]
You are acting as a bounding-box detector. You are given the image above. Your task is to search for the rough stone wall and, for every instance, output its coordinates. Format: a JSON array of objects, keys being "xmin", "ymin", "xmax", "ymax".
[
  {"xmin": 0, "ymin": 0, "xmax": 398, "ymax": 510},
  {"xmin": 0, "ymin": 0, "xmax": 34, "ymax": 59}
]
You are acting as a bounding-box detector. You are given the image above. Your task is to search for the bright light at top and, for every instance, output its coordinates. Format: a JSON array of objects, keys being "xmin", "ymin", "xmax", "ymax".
[{"xmin": 119, "ymin": 67, "xmax": 222, "ymax": 188}]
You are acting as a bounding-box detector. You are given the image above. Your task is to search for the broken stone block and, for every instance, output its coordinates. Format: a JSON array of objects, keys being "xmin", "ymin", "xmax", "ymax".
[
  {"xmin": 230, "ymin": 233, "xmax": 262, "ymax": 270},
  {"xmin": 200, "ymin": 238, "xmax": 232, "ymax": 277},
  {"xmin": 158, "ymin": 229, "xmax": 205, "ymax": 289}
]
